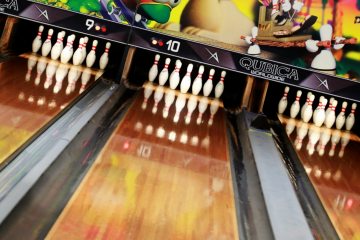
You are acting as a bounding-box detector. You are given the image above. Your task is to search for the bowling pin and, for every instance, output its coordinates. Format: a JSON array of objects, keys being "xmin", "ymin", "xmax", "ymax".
[
  {"xmin": 191, "ymin": 65, "xmax": 204, "ymax": 95},
  {"xmin": 302, "ymin": 94, "xmax": 315, "ymax": 123},
  {"xmin": 162, "ymin": 89, "xmax": 176, "ymax": 118},
  {"xmin": 325, "ymin": 97, "xmax": 335, "ymax": 117},
  {"xmin": 215, "ymin": 71, "xmax": 226, "ymax": 98},
  {"xmin": 278, "ymin": 86, "xmax": 290, "ymax": 114},
  {"xmin": 73, "ymin": 38, "xmax": 85, "ymax": 65},
  {"xmin": 329, "ymin": 129, "xmax": 341, "ymax": 157},
  {"xmin": 325, "ymin": 100, "xmax": 338, "ymax": 128},
  {"xmin": 34, "ymin": 57, "xmax": 47, "ymax": 85},
  {"xmin": 60, "ymin": 34, "xmax": 75, "ymax": 64},
  {"xmin": 339, "ymin": 131, "xmax": 350, "ymax": 158},
  {"xmin": 203, "ymin": 69, "xmax": 215, "ymax": 97},
  {"xmin": 158, "ymin": 58, "xmax": 171, "ymax": 85},
  {"xmin": 54, "ymin": 64, "xmax": 69, "ymax": 94},
  {"xmin": 51, "ymin": 31, "xmax": 65, "ymax": 60},
  {"xmin": 310, "ymin": 24, "xmax": 336, "ymax": 75},
  {"xmin": 25, "ymin": 55, "xmax": 38, "ymax": 81},
  {"xmin": 169, "ymin": 60, "xmax": 182, "ymax": 89},
  {"xmin": 208, "ymin": 99, "xmax": 220, "ymax": 126},
  {"xmin": 41, "ymin": 28, "xmax": 54, "ymax": 57},
  {"xmin": 335, "ymin": 101, "xmax": 348, "ymax": 130},
  {"xmin": 81, "ymin": 36, "xmax": 89, "ymax": 64},
  {"xmin": 246, "ymin": 27, "xmax": 261, "ymax": 55},
  {"xmin": 318, "ymin": 128, "xmax": 331, "ymax": 156},
  {"xmin": 142, "ymin": 82, "xmax": 154, "ymax": 110},
  {"xmin": 86, "ymin": 40, "xmax": 98, "ymax": 68},
  {"xmin": 32, "ymin": 25, "xmax": 44, "ymax": 53},
  {"xmin": 185, "ymin": 95, "xmax": 198, "ymax": 125},
  {"xmin": 44, "ymin": 60, "xmax": 58, "ymax": 89},
  {"xmin": 66, "ymin": 65, "xmax": 81, "ymax": 95},
  {"xmin": 180, "ymin": 64, "xmax": 193, "ymax": 93},
  {"xmin": 314, "ymin": 98, "xmax": 327, "ymax": 127},
  {"xmin": 149, "ymin": 54, "xmax": 160, "ymax": 82},
  {"xmin": 197, "ymin": 96, "xmax": 209, "ymax": 125},
  {"xmin": 290, "ymin": 90, "xmax": 302, "ymax": 118},
  {"xmin": 173, "ymin": 94, "xmax": 187, "ymax": 123},
  {"xmin": 99, "ymin": 42, "xmax": 111, "ymax": 70},
  {"xmin": 301, "ymin": 92, "xmax": 312, "ymax": 119},
  {"xmin": 345, "ymin": 103, "xmax": 356, "ymax": 131},
  {"xmin": 79, "ymin": 68, "xmax": 92, "ymax": 94},
  {"xmin": 152, "ymin": 86, "xmax": 165, "ymax": 114}
]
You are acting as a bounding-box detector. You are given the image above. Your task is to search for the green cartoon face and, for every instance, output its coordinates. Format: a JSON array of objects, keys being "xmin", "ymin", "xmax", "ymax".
[{"xmin": 136, "ymin": 0, "xmax": 181, "ymax": 24}]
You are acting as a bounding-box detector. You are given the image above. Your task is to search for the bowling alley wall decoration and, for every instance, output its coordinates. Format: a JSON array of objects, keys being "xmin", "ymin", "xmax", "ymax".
[{"xmin": 144, "ymin": 53, "xmax": 225, "ymax": 126}]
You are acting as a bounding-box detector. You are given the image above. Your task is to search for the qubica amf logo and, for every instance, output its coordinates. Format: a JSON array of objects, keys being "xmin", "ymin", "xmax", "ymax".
[
  {"xmin": 239, "ymin": 57, "xmax": 299, "ymax": 81},
  {"xmin": 0, "ymin": 0, "xmax": 18, "ymax": 11}
]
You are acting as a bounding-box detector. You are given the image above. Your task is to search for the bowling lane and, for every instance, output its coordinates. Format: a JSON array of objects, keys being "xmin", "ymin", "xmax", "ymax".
[
  {"xmin": 280, "ymin": 116, "xmax": 360, "ymax": 240},
  {"xmin": 46, "ymin": 86, "xmax": 239, "ymax": 239},
  {"xmin": 0, "ymin": 54, "xmax": 100, "ymax": 167}
]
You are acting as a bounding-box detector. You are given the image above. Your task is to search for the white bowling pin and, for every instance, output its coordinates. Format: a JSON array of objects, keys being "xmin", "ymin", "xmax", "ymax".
[
  {"xmin": 152, "ymin": 86, "xmax": 165, "ymax": 114},
  {"xmin": 295, "ymin": 122, "xmax": 309, "ymax": 150},
  {"xmin": 325, "ymin": 97, "xmax": 335, "ymax": 117},
  {"xmin": 208, "ymin": 99, "xmax": 220, "ymax": 126},
  {"xmin": 247, "ymin": 27, "xmax": 261, "ymax": 55},
  {"xmin": 185, "ymin": 95, "xmax": 198, "ymax": 125},
  {"xmin": 318, "ymin": 128, "xmax": 331, "ymax": 156},
  {"xmin": 335, "ymin": 101, "xmax": 348, "ymax": 130},
  {"xmin": 197, "ymin": 96, "xmax": 209, "ymax": 125},
  {"xmin": 81, "ymin": 36, "xmax": 89, "ymax": 64},
  {"xmin": 169, "ymin": 60, "xmax": 182, "ymax": 89},
  {"xmin": 345, "ymin": 103, "xmax": 357, "ymax": 131},
  {"xmin": 60, "ymin": 34, "xmax": 75, "ymax": 64},
  {"xmin": 79, "ymin": 68, "xmax": 92, "ymax": 94},
  {"xmin": 162, "ymin": 89, "xmax": 176, "ymax": 118},
  {"xmin": 339, "ymin": 131, "xmax": 351, "ymax": 158},
  {"xmin": 203, "ymin": 69, "xmax": 215, "ymax": 97},
  {"xmin": 158, "ymin": 58, "xmax": 171, "ymax": 85},
  {"xmin": 191, "ymin": 65, "xmax": 204, "ymax": 95},
  {"xmin": 314, "ymin": 98, "xmax": 327, "ymax": 127},
  {"xmin": 34, "ymin": 57, "xmax": 47, "ymax": 85},
  {"xmin": 180, "ymin": 64, "xmax": 193, "ymax": 93},
  {"xmin": 51, "ymin": 31, "xmax": 65, "ymax": 60},
  {"xmin": 173, "ymin": 94, "xmax": 187, "ymax": 123},
  {"xmin": 311, "ymin": 24, "xmax": 336, "ymax": 75},
  {"xmin": 303, "ymin": 94, "xmax": 315, "ymax": 123},
  {"xmin": 99, "ymin": 42, "xmax": 111, "ymax": 70},
  {"xmin": 44, "ymin": 60, "xmax": 58, "ymax": 89},
  {"xmin": 325, "ymin": 100, "xmax": 338, "ymax": 128},
  {"xmin": 66, "ymin": 65, "xmax": 81, "ymax": 95},
  {"xmin": 41, "ymin": 28, "xmax": 54, "ymax": 57},
  {"xmin": 301, "ymin": 92, "xmax": 312, "ymax": 119},
  {"xmin": 32, "ymin": 25, "xmax": 44, "ymax": 53},
  {"xmin": 142, "ymin": 82, "xmax": 154, "ymax": 110},
  {"xmin": 149, "ymin": 54, "xmax": 160, "ymax": 82},
  {"xmin": 25, "ymin": 55, "xmax": 38, "ymax": 81},
  {"xmin": 329, "ymin": 129, "xmax": 341, "ymax": 157},
  {"xmin": 290, "ymin": 90, "xmax": 302, "ymax": 118},
  {"xmin": 86, "ymin": 40, "xmax": 98, "ymax": 68},
  {"xmin": 278, "ymin": 86, "xmax": 290, "ymax": 114},
  {"xmin": 215, "ymin": 71, "xmax": 226, "ymax": 98},
  {"xmin": 73, "ymin": 38, "xmax": 85, "ymax": 65},
  {"xmin": 54, "ymin": 64, "xmax": 69, "ymax": 94}
]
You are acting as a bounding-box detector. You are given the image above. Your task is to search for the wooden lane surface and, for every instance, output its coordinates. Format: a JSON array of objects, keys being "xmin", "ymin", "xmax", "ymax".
[
  {"xmin": 46, "ymin": 89, "xmax": 239, "ymax": 240},
  {"xmin": 0, "ymin": 54, "xmax": 99, "ymax": 166},
  {"xmin": 280, "ymin": 116, "xmax": 360, "ymax": 240}
]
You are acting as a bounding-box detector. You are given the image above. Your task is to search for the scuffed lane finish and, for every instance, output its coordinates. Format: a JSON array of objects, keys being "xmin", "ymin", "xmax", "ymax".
[
  {"xmin": 280, "ymin": 116, "xmax": 360, "ymax": 240},
  {"xmin": 0, "ymin": 54, "xmax": 100, "ymax": 166},
  {"xmin": 46, "ymin": 88, "xmax": 239, "ymax": 240}
]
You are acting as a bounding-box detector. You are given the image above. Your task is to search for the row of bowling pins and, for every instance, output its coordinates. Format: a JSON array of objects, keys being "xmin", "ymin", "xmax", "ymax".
[
  {"xmin": 148, "ymin": 54, "xmax": 226, "ymax": 98},
  {"xmin": 32, "ymin": 25, "xmax": 111, "ymax": 69},
  {"xmin": 278, "ymin": 86, "xmax": 357, "ymax": 131},
  {"xmin": 26, "ymin": 55, "xmax": 100, "ymax": 95},
  {"xmin": 287, "ymin": 119, "xmax": 351, "ymax": 158},
  {"xmin": 134, "ymin": 121, "xmax": 210, "ymax": 148},
  {"xmin": 142, "ymin": 82, "xmax": 221, "ymax": 126}
]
